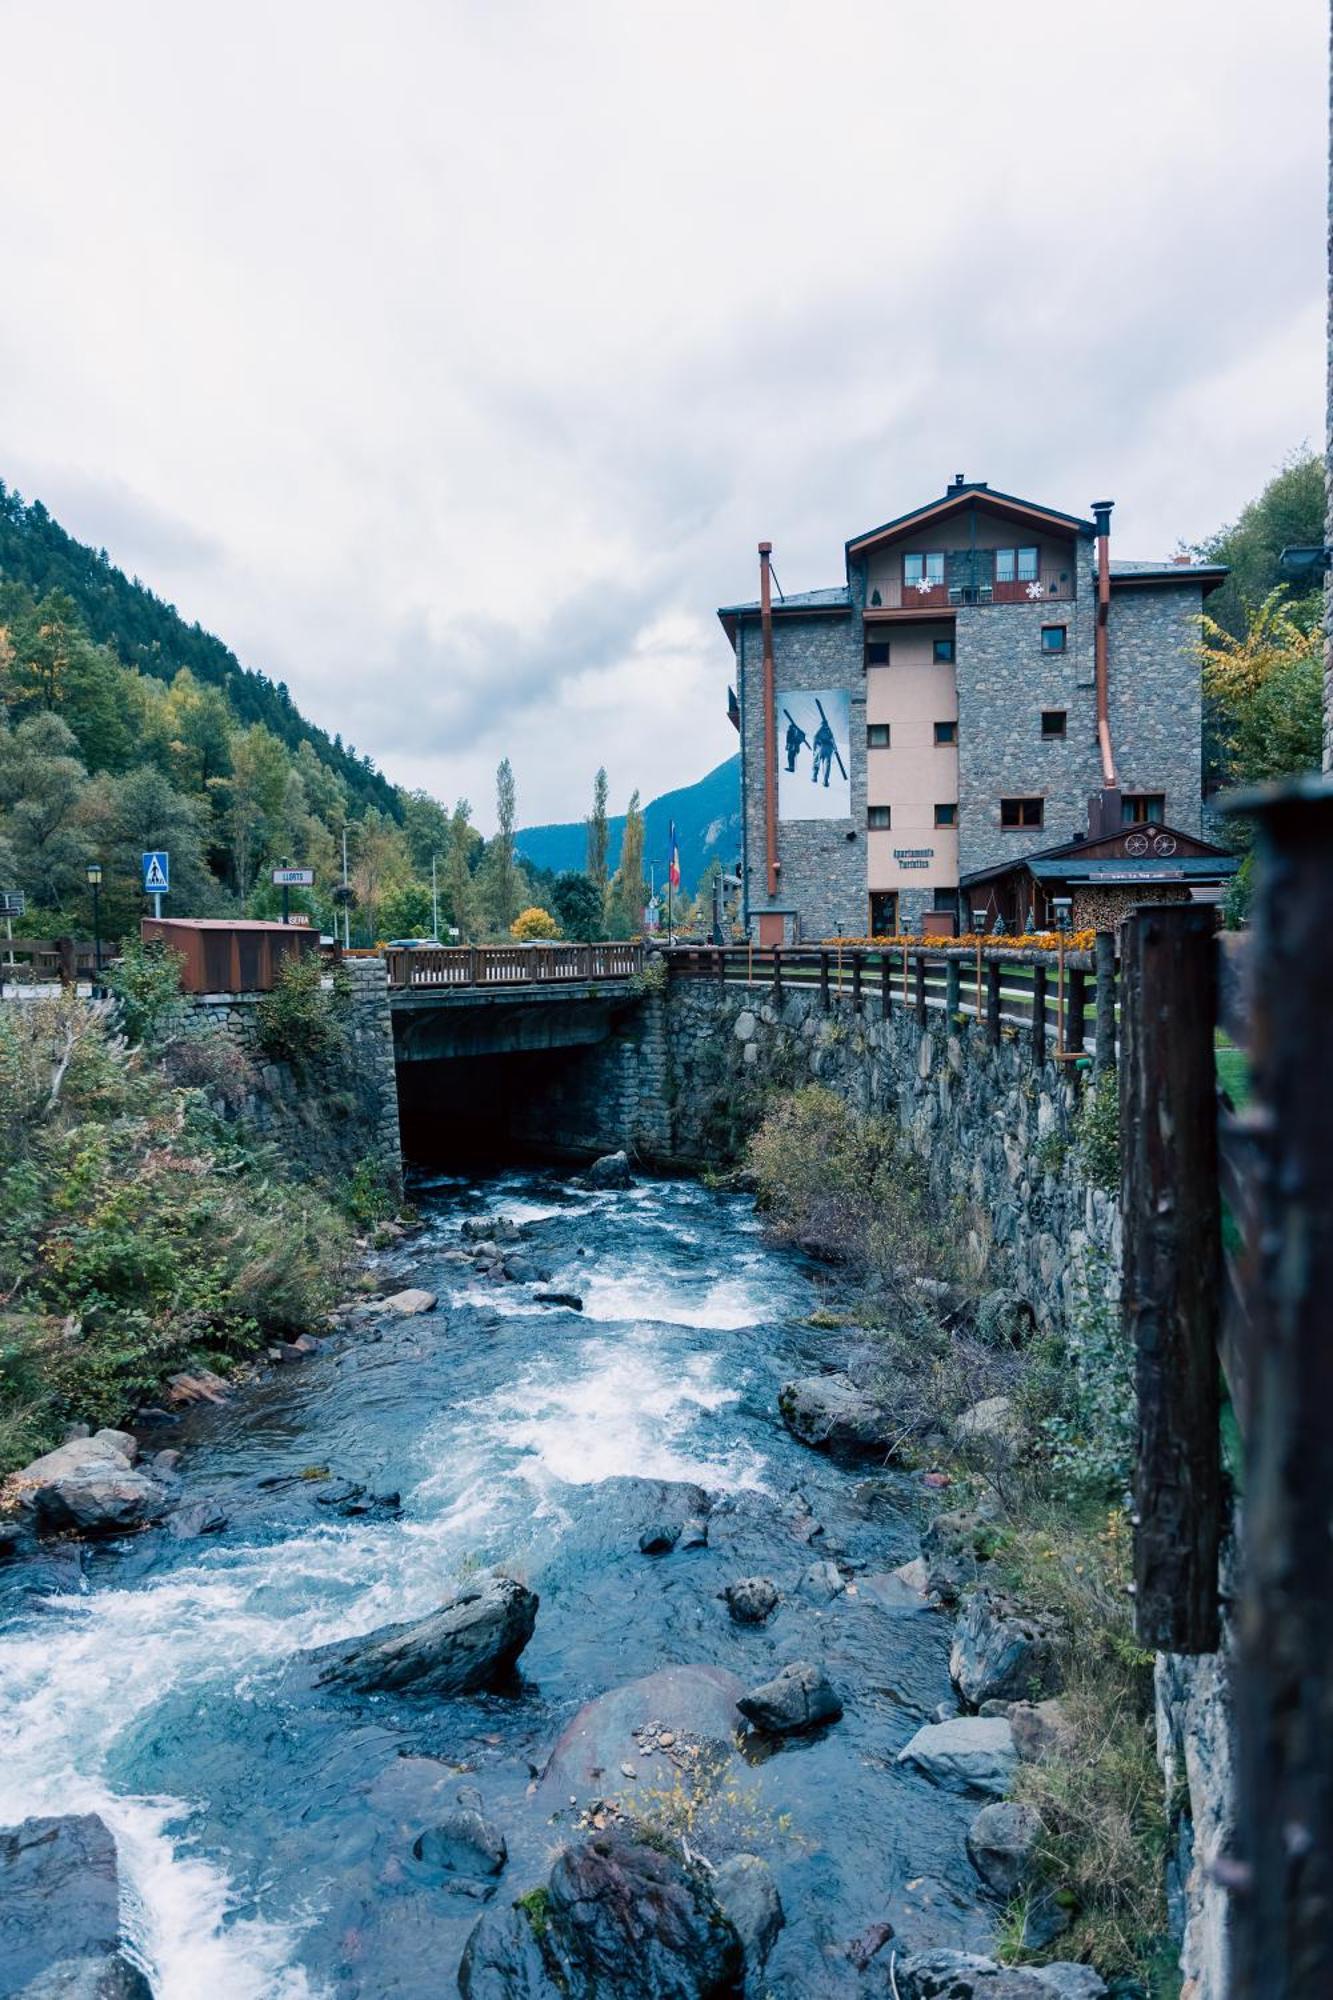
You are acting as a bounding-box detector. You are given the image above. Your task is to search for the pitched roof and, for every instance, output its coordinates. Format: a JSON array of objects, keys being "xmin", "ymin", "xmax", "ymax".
[
  {"xmin": 717, "ymin": 585, "xmax": 850, "ymax": 649},
  {"xmin": 846, "ymin": 483, "xmax": 1097, "ymax": 558},
  {"xmin": 960, "ymin": 819, "xmax": 1236, "ymax": 890}
]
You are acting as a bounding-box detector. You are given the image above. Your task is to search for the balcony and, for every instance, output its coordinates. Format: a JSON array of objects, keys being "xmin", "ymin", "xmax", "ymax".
[{"xmin": 868, "ymin": 564, "xmax": 1075, "ymax": 614}]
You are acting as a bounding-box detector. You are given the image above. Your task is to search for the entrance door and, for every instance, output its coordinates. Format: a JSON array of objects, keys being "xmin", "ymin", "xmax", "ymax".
[
  {"xmin": 758, "ymin": 913, "xmax": 785, "ymax": 949},
  {"xmin": 869, "ymin": 892, "xmax": 897, "ymax": 937}
]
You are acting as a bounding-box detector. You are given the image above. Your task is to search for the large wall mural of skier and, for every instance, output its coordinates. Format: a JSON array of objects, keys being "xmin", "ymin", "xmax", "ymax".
[{"xmin": 776, "ymin": 688, "xmax": 851, "ymax": 821}]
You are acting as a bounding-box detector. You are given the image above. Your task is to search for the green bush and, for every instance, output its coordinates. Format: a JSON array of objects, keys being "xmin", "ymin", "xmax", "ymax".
[
  {"xmin": 254, "ymin": 954, "xmax": 350, "ymax": 1071},
  {"xmin": 1075, "ymin": 1073, "xmax": 1120, "ymax": 1191},
  {"xmin": 0, "ymin": 992, "xmax": 350, "ymax": 1472},
  {"xmin": 107, "ymin": 937, "xmax": 186, "ymax": 1046},
  {"xmin": 344, "ymin": 1155, "xmax": 397, "ymax": 1228}
]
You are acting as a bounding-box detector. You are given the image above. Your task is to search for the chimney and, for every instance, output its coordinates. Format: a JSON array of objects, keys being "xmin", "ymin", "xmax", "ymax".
[{"xmin": 1090, "ymin": 499, "xmax": 1119, "ymax": 801}]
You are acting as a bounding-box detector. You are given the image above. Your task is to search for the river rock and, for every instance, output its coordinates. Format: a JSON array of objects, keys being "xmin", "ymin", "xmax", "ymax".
[
  {"xmin": 724, "ymin": 1576, "xmax": 779, "ymax": 1624},
  {"xmin": 921, "ymin": 1509, "xmax": 993, "ymax": 1604},
  {"xmin": 382, "ymin": 1287, "xmax": 438, "ymax": 1316},
  {"xmin": 897, "ymin": 1716, "xmax": 1016, "ymax": 1796},
  {"xmin": 168, "ymin": 1500, "xmax": 229, "ymax": 1539},
  {"xmin": 308, "ymin": 1570, "xmax": 537, "ymax": 1695},
  {"xmin": 584, "ymin": 1150, "xmax": 633, "ymax": 1190},
  {"xmin": 950, "ymin": 1592, "xmax": 1061, "ymax": 1709},
  {"xmin": 778, "ymin": 1373, "xmax": 900, "ymax": 1457},
  {"xmin": 798, "ymin": 1558, "xmax": 845, "ymax": 1601},
  {"xmin": 955, "ymin": 1397, "xmax": 1017, "ymax": 1446},
  {"xmin": 534, "ymin": 1292, "xmax": 584, "ymax": 1311},
  {"xmin": 713, "ymin": 1854, "xmax": 783, "ymax": 1991},
  {"xmin": 737, "ymin": 1660, "xmax": 842, "ymax": 1735},
  {"xmin": 18, "ymin": 1432, "xmax": 168, "ymax": 1536},
  {"xmin": 458, "ymin": 1832, "xmax": 743, "ymax": 1999},
  {"xmin": 0, "ymin": 1814, "xmax": 151, "ymax": 1999},
  {"xmin": 413, "ymin": 1807, "xmax": 508, "ymax": 1895},
  {"xmin": 1010, "ymin": 1697, "xmax": 1076, "ymax": 1763},
  {"xmin": 597, "ymin": 1477, "xmax": 712, "ymax": 1556},
  {"xmin": 893, "ymin": 1952, "xmax": 1106, "ymax": 1998},
  {"xmin": 538, "ymin": 1664, "xmax": 744, "ymax": 1804},
  {"xmin": 965, "ymin": 1801, "xmax": 1042, "ymax": 1896}
]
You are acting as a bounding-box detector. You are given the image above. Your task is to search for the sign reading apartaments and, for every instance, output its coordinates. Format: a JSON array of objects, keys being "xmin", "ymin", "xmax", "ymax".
[{"xmin": 892, "ymin": 848, "xmax": 935, "ymax": 871}]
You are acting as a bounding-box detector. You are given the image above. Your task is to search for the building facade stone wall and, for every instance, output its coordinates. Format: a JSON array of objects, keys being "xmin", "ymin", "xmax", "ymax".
[{"xmin": 183, "ymin": 956, "xmax": 402, "ymax": 1195}]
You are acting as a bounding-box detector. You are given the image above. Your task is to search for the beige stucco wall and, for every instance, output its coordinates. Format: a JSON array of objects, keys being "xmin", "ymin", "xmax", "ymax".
[{"xmin": 866, "ymin": 636, "xmax": 958, "ymax": 891}]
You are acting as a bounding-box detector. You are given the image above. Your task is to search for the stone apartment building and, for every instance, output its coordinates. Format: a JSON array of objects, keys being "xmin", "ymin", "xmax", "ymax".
[{"xmin": 719, "ymin": 477, "xmax": 1228, "ymax": 940}]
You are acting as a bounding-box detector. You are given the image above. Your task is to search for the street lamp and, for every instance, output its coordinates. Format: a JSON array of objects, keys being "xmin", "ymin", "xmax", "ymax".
[{"xmin": 85, "ymin": 861, "xmax": 103, "ymax": 984}]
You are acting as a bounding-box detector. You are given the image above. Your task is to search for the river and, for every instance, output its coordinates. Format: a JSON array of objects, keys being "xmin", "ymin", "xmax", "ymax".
[{"xmin": 0, "ymin": 1169, "xmax": 989, "ymax": 1997}]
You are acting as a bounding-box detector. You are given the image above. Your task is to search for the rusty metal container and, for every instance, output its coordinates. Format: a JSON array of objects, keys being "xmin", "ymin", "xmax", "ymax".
[{"xmin": 140, "ymin": 918, "xmax": 321, "ymax": 994}]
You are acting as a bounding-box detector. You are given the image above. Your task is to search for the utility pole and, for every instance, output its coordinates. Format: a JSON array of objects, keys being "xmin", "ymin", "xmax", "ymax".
[{"xmin": 341, "ymin": 827, "xmax": 351, "ymax": 950}]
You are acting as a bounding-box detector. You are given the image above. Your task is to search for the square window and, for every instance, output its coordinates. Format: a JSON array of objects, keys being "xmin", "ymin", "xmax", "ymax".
[
  {"xmin": 934, "ymin": 802, "xmax": 957, "ymax": 827},
  {"xmin": 1041, "ymin": 709, "xmax": 1067, "ymax": 738},
  {"xmin": 1017, "ymin": 546, "xmax": 1039, "ymax": 581},
  {"xmin": 1001, "ymin": 797, "xmax": 1044, "ymax": 828},
  {"xmin": 934, "ymin": 720, "xmax": 957, "ymax": 745},
  {"xmin": 867, "ymin": 723, "xmax": 891, "ymax": 748},
  {"xmin": 1041, "ymin": 626, "xmax": 1067, "ymax": 653},
  {"xmin": 1122, "ymin": 793, "xmax": 1166, "ymax": 825},
  {"xmin": 866, "ymin": 640, "xmax": 890, "ymax": 666},
  {"xmin": 868, "ymin": 805, "xmax": 892, "ymax": 830},
  {"xmin": 933, "ymin": 638, "xmax": 955, "ymax": 664},
  {"xmin": 904, "ymin": 551, "xmax": 944, "ymax": 586}
]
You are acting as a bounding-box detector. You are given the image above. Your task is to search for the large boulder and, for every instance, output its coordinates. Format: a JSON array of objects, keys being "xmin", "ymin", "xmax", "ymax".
[
  {"xmin": 382, "ymin": 1288, "xmax": 438, "ymax": 1316},
  {"xmin": 458, "ymin": 1832, "xmax": 743, "ymax": 1999},
  {"xmin": 966, "ymin": 1801, "xmax": 1043, "ymax": 1896},
  {"xmin": 724, "ymin": 1577, "xmax": 779, "ymax": 1624},
  {"xmin": 893, "ymin": 1953, "xmax": 1105, "ymax": 1998},
  {"xmin": 778, "ymin": 1374, "xmax": 898, "ymax": 1457},
  {"xmin": 0, "ymin": 1814, "xmax": 151, "ymax": 1998},
  {"xmin": 584, "ymin": 1151, "xmax": 633, "ymax": 1190},
  {"xmin": 920, "ymin": 1509, "xmax": 994, "ymax": 1604},
  {"xmin": 413, "ymin": 1805, "xmax": 508, "ymax": 1898},
  {"xmin": 307, "ymin": 1571, "xmax": 537, "ymax": 1696},
  {"xmin": 713, "ymin": 1855, "xmax": 783, "ymax": 1994},
  {"xmin": 538, "ymin": 1664, "xmax": 744, "ymax": 1805},
  {"xmin": 737, "ymin": 1661, "xmax": 842, "ymax": 1735},
  {"xmin": 896, "ymin": 1717, "xmax": 1016, "ymax": 1797},
  {"xmin": 950, "ymin": 1592, "xmax": 1061, "ymax": 1709},
  {"xmin": 17, "ymin": 1434, "xmax": 167, "ymax": 1537}
]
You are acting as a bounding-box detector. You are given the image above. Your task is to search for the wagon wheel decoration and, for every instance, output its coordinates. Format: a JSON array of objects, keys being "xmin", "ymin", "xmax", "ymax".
[
  {"xmin": 1124, "ymin": 832, "xmax": 1150, "ymax": 856},
  {"xmin": 1152, "ymin": 833, "xmax": 1177, "ymax": 856}
]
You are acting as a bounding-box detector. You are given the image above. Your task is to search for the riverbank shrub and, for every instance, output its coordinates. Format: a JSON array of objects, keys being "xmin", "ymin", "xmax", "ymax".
[
  {"xmin": 0, "ymin": 991, "xmax": 350, "ymax": 1475},
  {"xmin": 254, "ymin": 954, "xmax": 351, "ymax": 1071}
]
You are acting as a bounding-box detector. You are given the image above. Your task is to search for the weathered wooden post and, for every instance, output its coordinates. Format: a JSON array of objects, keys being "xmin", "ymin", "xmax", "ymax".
[
  {"xmin": 913, "ymin": 952, "xmax": 927, "ymax": 1026},
  {"xmin": 985, "ymin": 959, "xmax": 1002, "ymax": 1045},
  {"xmin": 1067, "ymin": 964, "xmax": 1087, "ymax": 1056},
  {"xmin": 945, "ymin": 957, "xmax": 961, "ymax": 1022},
  {"xmin": 771, "ymin": 948, "xmax": 782, "ymax": 1004},
  {"xmin": 1120, "ymin": 903, "xmax": 1221, "ymax": 1655},
  {"xmin": 880, "ymin": 952, "xmax": 891, "ymax": 1020},
  {"xmin": 1031, "ymin": 960, "xmax": 1047, "ymax": 1063},
  {"xmin": 1094, "ymin": 930, "xmax": 1117, "ymax": 1071},
  {"xmin": 714, "ymin": 947, "xmax": 725, "ymax": 987},
  {"xmin": 818, "ymin": 950, "xmax": 830, "ymax": 1013},
  {"xmin": 850, "ymin": 950, "xmax": 863, "ymax": 1013},
  {"xmin": 1227, "ymin": 780, "xmax": 1333, "ymax": 2000}
]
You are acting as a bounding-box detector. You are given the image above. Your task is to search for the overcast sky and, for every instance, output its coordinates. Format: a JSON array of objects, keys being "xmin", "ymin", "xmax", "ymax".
[{"xmin": 1, "ymin": 1, "xmax": 1324, "ymax": 832}]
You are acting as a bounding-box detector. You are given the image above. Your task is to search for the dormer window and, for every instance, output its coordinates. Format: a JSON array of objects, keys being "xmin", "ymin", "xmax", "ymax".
[{"xmin": 995, "ymin": 547, "xmax": 1039, "ymax": 583}]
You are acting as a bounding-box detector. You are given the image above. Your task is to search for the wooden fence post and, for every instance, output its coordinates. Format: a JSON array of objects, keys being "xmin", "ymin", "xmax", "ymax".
[
  {"xmin": 945, "ymin": 957, "xmax": 961, "ymax": 1022},
  {"xmin": 850, "ymin": 951, "xmax": 863, "ymax": 1013},
  {"xmin": 1120, "ymin": 903, "xmax": 1221, "ymax": 1654},
  {"xmin": 913, "ymin": 952, "xmax": 927, "ymax": 1026},
  {"xmin": 1031, "ymin": 961, "xmax": 1047, "ymax": 1063},
  {"xmin": 771, "ymin": 948, "xmax": 782, "ymax": 1004},
  {"xmin": 985, "ymin": 959, "xmax": 1002, "ymax": 1045},
  {"xmin": 880, "ymin": 952, "xmax": 891, "ymax": 1020},
  {"xmin": 818, "ymin": 951, "xmax": 830, "ymax": 1012},
  {"xmin": 1067, "ymin": 965, "xmax": 1086, "ymax": 1056},
  {"xmin": 1228, "ymin": 781, "xmax": 1333, "ymax": 1999},
  {"xmin": 1095, "ymin": 930, "xmax": 1117, "ymax": 1071}
]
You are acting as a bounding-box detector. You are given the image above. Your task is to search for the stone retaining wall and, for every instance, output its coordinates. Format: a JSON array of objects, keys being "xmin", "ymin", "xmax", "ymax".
[{"xmin": 182, "ymin": 956, "xmax": 402, "ymax": 1195}]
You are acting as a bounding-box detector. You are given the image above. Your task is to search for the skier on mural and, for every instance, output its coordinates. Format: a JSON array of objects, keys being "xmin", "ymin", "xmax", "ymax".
[
  {"xmin": 783, "ymin": 711, "xmax": 808, "ymax": 773},
  {"xmin": 811, "ymin": 710, "xmax": 837, "ymax": 786}
]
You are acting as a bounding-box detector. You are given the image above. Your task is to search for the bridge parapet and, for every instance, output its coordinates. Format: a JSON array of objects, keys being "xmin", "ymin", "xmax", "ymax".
[{"xmin": 386, "ymin": 942, "xmax": 643, "ymax": 989}]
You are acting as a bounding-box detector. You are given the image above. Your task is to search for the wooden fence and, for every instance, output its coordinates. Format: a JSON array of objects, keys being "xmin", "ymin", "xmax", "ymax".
[
  {"xmin": 1119, "ymin": 781, "xmax": 1333, "ymax": 1994},
  {"xmin": 664, "ymin": 938, "xmax": 1117, "ymax": 1066},
  {"xmin": 0, "ymin": 937, "xmax": 107, "ymax": 983},
  {"xmin": 386, "ymin": 941, "xmax": 643, "ymax": 990}
]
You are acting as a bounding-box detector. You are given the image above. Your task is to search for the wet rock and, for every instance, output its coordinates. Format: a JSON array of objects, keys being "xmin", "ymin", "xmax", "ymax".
[
  {"xmin": 897, "ymin": 1716, "xmax": 1016, "ymax": 1796},
  {"xmin": 606, "ymin": 1478, "xmax": 712, "ymax": 1557},
  {"xmin": 639, "ymin": 1523, "xmax": 681, "ymax": 1555},
  {"xmin": 778, "ymin": 1374, "xmax": 899, "ymax": 1457},
  {"xmin": 966, "ymin": 1801, "xmax": 1042, "ymax": 1896},
  {"xmin": 950, "ymin": 1592, "xmax": 1061, "ymax": 1709},
  {"xmin": 1019, "ymin": 1884, "xmax": 1072, "ymax": 1950},
  {"xmin": 737, "ymin": 1660, "xmax": 842, "ymax": 1735},
  {"xmin": 382, "ymin": 1287, "xmax": 438, "ymax": 1316},
  {"xmin": 956, "ymin": 1397, "xmax": 1018, "ymax": 1447},
  {"xmin": 921, "ymin": 1509, "xmax": 993, "ymax": 1604},
  {"xmin": 678, "ymin": 1515, "xmax": 709, "ymax": 1550},
  {"xmin": 846, "ymin": 1918, "xmax": 896, "ymax": 1970},
  {"xmin": 167, "ymin": 1501, "xmax": 229, "ymax": 1539},
  {"xmin": 799, "ymin": 1559, "xmax": 845, "ymax": 1601},
  {"xmin": 458, "ymin": 1831, "xmax": 743, "ymax": 1999},
  {"xmin": 724, "ymin": 1576, "xmax": 779, "ymax": 1624},
  {"xmin": 713, "ymin": 1854, "xmax": 783, "ymax": 1991},
  {"xmin": 148, "ymin": 1449, "xmax": 182, "ymax": 1479},
  {"xmin": 0, "ymin": 1814, "xmax": 150, "ymax": 1998},
  {"xmin": 1010, "ymin": 1697, "xmax": 1076, "ymax": 1764},
  {"xmin": 19, "ymin": 1432, "xmax": 168, "ymax": 1537},
  {"xmin": 584, "ymin": 1150, "xmax": 633, "ymax": 1190},
  {"xmin": 534, "ymin": 1292, "xmax": 584, "ymax": 1311},
  {"xmin": 892, "ymin": 1556, "xmax": 930, "ymax": 1593},
  {"xmin": 538, "ymin": 1664, "xmax": 744, "ymax": 1805},
  {"xmin": 0, "ymin": 1519, "xmax": 25, "ymax": 1559},
  {"xmin": 859, "ymin": 1571, "xmax": 932, "ymax": 1613},
  {"xmin": 308, "ymin": 1570, "xmax": 537, "ymax": 1696},
  {"xmin": 463, "ymin": 1216, "xmax": 519, "ymax": 1242},
  {"xmin": 893, "ymin": 1951, "xmax": 1106, "ymax": 1997},
  {"xmin": 413, "ymin": 1807, "xmax": 508, "ymax": 1895}
]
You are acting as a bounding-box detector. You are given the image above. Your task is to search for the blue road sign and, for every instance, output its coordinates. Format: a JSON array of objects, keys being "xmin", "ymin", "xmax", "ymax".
[{"xmin": 142, "ymin": 851, "xmax": 170, "ymax": 894}]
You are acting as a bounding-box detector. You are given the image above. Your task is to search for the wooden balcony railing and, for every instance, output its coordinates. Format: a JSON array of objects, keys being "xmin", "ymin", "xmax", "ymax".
[{"xmin": 386, "ymin": 942, "xmax": 643, "ymax": 990}]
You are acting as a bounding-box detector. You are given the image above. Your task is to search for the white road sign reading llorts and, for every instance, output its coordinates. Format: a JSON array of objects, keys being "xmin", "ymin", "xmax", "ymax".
[{"xmin": 271, "ymin": 868, "xmax": 315, "ymax": 886}]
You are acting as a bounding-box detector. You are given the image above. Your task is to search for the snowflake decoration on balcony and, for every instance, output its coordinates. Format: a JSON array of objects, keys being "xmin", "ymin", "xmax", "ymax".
[
  {"xmin": 1025, "ymin": 580, "xmax": 1044, "ymax": 599},
  {"xmin": 914, "ymin": 576, "xmax": 936, "ymax": 594}
]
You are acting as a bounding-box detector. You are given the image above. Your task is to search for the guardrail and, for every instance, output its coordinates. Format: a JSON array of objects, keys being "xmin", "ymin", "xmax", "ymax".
[
  {"xmin": 662, "ymin": 938, "xmax": 1113, "ymax": 1064},
  {"xmin": 385, "ymin": 942, "xmax": 644, "ymax": 990}
]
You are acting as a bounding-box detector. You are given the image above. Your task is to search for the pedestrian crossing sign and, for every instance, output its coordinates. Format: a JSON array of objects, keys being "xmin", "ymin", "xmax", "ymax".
[{"xmin": 142, "ymin": 851, "xmax": 170, "ymax": 894}]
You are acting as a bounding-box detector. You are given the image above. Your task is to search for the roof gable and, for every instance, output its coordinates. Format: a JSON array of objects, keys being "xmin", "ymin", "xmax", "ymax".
[{"xmin": 846, "ymin": 483, "xmax": 1096, "ymax": 559}]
